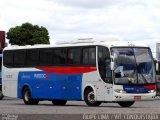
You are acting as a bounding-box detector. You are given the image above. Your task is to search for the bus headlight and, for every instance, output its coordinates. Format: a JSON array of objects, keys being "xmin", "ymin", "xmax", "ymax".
[
  {"xmin": 148, "ymin": 90, "xmax": 155, "ymax": 93},
  {"xmin": 114, "ymin": 89, "xmax": 127, "ymax": 93}
]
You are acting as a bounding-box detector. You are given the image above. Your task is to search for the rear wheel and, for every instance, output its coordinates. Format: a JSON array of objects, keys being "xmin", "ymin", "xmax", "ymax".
[
  {"xmin": 23, "ymin": 87, "xmax": 39, "ymax": 105},
  {"xmin": 118, "ymin": 101, "xmax": 135, "ymax": 107},
  {"xmin": 52, "ymin": 100, "xmax": 67, "ymax": 106},
  {"xmin": 84, "ymin": 88, "xmax": 101, "ymax": 106}
]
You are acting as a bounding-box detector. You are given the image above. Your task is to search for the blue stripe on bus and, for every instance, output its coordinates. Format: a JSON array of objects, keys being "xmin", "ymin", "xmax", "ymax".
[
  {"xmin": 18, "ymin": 71, "xmax": 82, "ymax": 100},
  {"xmin": 123, "ymin": 85, "xmax": 154, "ymax": 93}
]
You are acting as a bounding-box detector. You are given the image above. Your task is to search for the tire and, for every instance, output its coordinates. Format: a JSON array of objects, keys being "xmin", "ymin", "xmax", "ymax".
[
  {"xmin": 52, "ymin": 100, "xmax": 67, "ymax": 106},
  {"xmin": 23, "ymin": 87, "xmax": 39, "ymax": 105},
  {"xmin": 0, "ymin": 89, "xmax": 3, "ymax": 100},
  {"xmin": 84, "ymin": 88, "xmax": 101, "ymax": 106},
  {"xmin": 118, "ymin": 101, "xmax": 135, "ymax": 107}
]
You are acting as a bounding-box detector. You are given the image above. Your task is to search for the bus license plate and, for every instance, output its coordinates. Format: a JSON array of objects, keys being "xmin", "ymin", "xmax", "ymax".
[{"xmin": 134, "ymin": 96, "xmax": 141, "ymax": 100}]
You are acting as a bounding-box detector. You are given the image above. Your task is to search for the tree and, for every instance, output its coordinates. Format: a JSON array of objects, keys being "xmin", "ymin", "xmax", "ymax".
[{"xmin": 7, "ymin": 22, "xmax": 50, "ymax": 45}]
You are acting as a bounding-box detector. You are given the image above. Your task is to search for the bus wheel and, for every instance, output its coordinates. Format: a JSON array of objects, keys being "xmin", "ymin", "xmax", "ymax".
[
  {"xmin": 23, "ymin": 87, "xmax": 39, "ymax": 105},
  {"xmin": 0, "ymin": 89, "xmax": 3, "ymax": 100},
  {"xmin": 118, "ymin": 101, "xmax": 134, "ymax": 107},
  {"xmin": 84, "ymin": 88, "xmax": 101, "ymax": 106},
  {"xmin": 52, "ymin": 100, "xmax": 67, "ymax": 106}
]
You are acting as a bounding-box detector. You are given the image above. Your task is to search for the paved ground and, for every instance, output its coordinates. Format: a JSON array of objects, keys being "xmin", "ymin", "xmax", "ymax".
[
  {"xmin": 0, "ymin": 97, "xmax": 160, "ymax": 120},
  {"xmin": 0, "ymin": 97, "xmax": 160, "ymax": 114}
]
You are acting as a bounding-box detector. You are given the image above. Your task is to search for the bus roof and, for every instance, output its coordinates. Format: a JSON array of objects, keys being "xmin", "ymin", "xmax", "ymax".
[{"xmin": 3, "ymin": 38, "xmax": 149, "ymax": 50}]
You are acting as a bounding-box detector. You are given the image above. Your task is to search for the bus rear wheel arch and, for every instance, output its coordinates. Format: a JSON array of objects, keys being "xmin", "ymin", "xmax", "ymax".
[
  {"xmin": 117, "ymin": 101, "xmax": 135, "ymax": 107},
  {"xmin": 84, "ymin": 87, "xmax": 101, "ymax": 106},
  {"xmin": 22, "ymin": 86, "xmax": 39, "ymax": 105}
]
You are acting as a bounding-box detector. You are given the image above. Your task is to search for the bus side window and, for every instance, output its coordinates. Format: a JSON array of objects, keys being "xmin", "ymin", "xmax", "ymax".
[
  {"xmin": 98, "ymin": 46, "xmax": 112, "ymax": 83},
  {"xmin": 14, "ymin": 50, "xmax": 26, "ymax": 67},
  {"xmin": 39, "ymin": 49, "xmax": 53, "ymax": 66},
  {"xmin": 82, "ymin": 48, "xmax": 89, "ymax": 65},
  {"xmin": 26, "ymin": 49, "xmax": 39, "ymax": 66},
  {"xmin": 68, "ymin": 48, "xmax": 81, "ymax": 65},
  {"xmin": 89, "ymin": 48, "xmax": 96, "ymax": 66},
  {"xmin": 82, "ymin": 47, "xmax": 96, "ymax": 66},
  {"xmin": 4, "ymin": 51, "xmax": 14, "ymax": 67},
  {"xmin": 53, "ymin": 49, "xmax": 67, "ymax": 65}
]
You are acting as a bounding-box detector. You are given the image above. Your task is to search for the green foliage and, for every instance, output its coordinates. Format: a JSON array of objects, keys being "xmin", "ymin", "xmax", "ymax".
[{"xmin": 7, "ymin": 22, "xmax": 50, "ymax": 45}]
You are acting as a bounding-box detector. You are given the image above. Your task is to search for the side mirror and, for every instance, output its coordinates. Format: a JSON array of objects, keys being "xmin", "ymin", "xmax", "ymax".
[
  {"xmin": 110, "ymin": 53, "xmax": 117, "ymax": 70},
  {"xmin": 111, "ymin": 61, "xmax": 115, "ymax": 70},
  {"xmin": 111, "ymin": 53, "xmax": 117, "ymax": 61}
]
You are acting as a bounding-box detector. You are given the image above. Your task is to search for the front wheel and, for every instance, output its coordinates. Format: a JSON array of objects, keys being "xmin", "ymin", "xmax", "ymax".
[
  {"xmin": 52, "ymin": 100, "xmax": 67, "ymax": 106},
  {"xmin": 118, "ymin": 101, "xmax": 135, "ymax": 107},
  {"xmin": 84, "ymin": 88, "xmax": 101, "ymax": 106},
  {"xmin": 23, "ymin": 87, "xmax": 39, "ymax": 105}
]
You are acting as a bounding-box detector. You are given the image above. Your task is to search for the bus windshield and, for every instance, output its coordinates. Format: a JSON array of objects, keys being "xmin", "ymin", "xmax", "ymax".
[{"xmin": 111, "ymin": 47, "xmax": 156, "ymax": 85}]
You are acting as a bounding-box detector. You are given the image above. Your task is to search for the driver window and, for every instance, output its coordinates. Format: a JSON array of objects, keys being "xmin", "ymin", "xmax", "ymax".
[{"xmin": 98, "ymin": 46, "xmax": 112, "ymax": 83}]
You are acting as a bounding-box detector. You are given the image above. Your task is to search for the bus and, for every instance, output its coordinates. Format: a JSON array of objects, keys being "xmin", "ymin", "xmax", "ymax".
[
  {"xmin": 0, "ymin": 52, "xmax": 3, "ymax": 100},
  {"xmin": 2, "ymin": 39, "xmax": 157, "ymax": 107}
]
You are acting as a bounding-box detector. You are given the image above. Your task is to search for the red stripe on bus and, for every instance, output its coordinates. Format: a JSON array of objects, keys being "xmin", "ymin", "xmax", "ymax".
[
  {"xmin": 143, "ymin": 84, "xmax": 156, "ymax": 90},
  {"xmin": 36, "ymin": 66, "xmax": 97, "ymax": 74}
]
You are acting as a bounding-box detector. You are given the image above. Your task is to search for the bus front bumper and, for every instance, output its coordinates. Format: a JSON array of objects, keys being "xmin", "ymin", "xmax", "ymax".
[{"xmin": 113, "ymin": 92, "xmax": 156, "ymax": 101}]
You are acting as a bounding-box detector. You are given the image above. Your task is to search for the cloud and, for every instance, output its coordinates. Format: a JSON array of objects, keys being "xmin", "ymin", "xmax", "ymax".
[
  {"xmin": 0, "ymin": 0, "xmax": 160, "ymax": 55},
  {"xmin": 0, "ymin": 0, "xmax": 51, "ymax": 28},
  {"xmin": 51, "ymin": 2, "xmax": 159, "ymax": 41},
  {"xmin": 51, "ymin": 0, "xmax": 119, "ymax": 9}
]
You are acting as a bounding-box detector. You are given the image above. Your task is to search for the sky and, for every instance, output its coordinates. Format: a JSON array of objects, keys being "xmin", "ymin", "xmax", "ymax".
[{"xmin": 0, "ymin": 0, "xmax": 160, "ymax": 57}]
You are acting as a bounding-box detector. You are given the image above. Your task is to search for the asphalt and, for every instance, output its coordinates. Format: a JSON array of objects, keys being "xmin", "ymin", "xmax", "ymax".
[{"xmin": 0, "ymin": 97, "xmax": 160, "ymax": 120}]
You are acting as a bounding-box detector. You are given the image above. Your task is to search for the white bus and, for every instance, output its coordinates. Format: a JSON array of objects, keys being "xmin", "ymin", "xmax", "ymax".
[{"xmin": 2, "ymin": 39, "xmax": 156, "ymax": 107}]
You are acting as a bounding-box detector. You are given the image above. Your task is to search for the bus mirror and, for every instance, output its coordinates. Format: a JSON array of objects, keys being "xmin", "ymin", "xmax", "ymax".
[
  {"xmin": 110, "ymin": 55, "xmax": 114, "ymax": 61},
  {"xmin": 111, "ymin": 53, "xmax": 117, "ymax": 61},
  {"xmin": 111, "ymin": 61, "xmax": 115, "ymax": 70}
]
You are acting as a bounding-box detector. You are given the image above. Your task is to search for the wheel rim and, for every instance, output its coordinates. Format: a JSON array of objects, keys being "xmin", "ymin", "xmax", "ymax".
[
  {"xmin": 88, "ymin": 91, "xmax": 95, "ymax": 103},
  {"xmin": 24, "ymin": 91, "xmax": 30, "ymax": 102}
]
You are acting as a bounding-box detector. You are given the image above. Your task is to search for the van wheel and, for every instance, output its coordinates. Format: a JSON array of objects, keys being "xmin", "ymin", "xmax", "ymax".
[
  {"xmin": 52, "ymin": 100, "xmax": 67, "ymax": 105},
  {"xmin": 84, "ymin": 88, "xmax": 101, "ymax": 106},
  {"xmin": 118, "ymin": 101, "xmax": 134, "ymax": 107},
  {"xmin": 23, "ymin": 87, "xmax": 39, "ymax": 105},
  {"xmin": 0, "ymin": 89, "xmax": 3, "ymax": 100}
]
